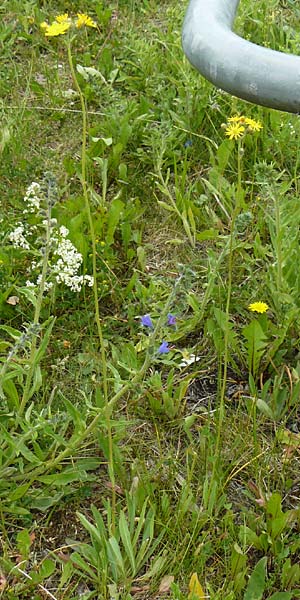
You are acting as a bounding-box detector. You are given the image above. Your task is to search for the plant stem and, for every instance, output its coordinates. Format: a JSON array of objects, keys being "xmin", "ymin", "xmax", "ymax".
[
  {"xmin": 66, "ymin": 40, "xmax": 116, "ymax": 533},
  {"xmin": 273, "ymin": 190, "xmax": 282, "ymax": 293},
  {"xmin": 209, "ymin": 138, "xmax": 243, "ymax": 506},
  {"xmin": 18, "ymin": 197, "xmax": 52, "ymax": 416}
]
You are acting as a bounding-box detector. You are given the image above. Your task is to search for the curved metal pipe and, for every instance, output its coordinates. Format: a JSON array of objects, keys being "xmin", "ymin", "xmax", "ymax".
[{"xmin": 182, "ymin": 0, "xmax": 300, "ymax": 113}]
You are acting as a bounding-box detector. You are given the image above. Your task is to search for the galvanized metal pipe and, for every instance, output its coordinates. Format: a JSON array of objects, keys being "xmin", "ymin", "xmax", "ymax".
[{"xmin": 182, "ymin": 0, "xmax": 300, "ymax": 113}]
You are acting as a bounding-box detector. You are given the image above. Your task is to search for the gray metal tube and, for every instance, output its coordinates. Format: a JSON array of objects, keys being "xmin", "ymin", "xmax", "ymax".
[{"xmin": 182, "ymin": 0, "xmax": 300, "ymax": 113}]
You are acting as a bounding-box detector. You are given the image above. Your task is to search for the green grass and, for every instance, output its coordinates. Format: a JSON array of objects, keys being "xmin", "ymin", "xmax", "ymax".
[{"xmin": 1, "ymin": 1, "xmax": 300, "ymax": 599}]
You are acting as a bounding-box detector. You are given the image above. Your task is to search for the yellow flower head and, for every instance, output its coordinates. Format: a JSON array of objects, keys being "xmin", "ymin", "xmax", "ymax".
[
  {"xmin": 40, "ymin": 21, "xmax": 49, "ymax": 29},
  {"xmin": 44, "ymin": 21, "xmax": 71, "ymax": 36},
  {"xmin": 248, "ymin": 301, "xmax": 269, "ymax": 314},
  {"xmin": 228, "ymin": 115, "xmax": 245, "ymax": 124},
  {"xmin": 225, "ymin": 123, "xmax": 245, "ymax": 140},
  {"xmin": 244, "ymin": 117, "xmax": 263, "ymax": 132},
  {"xmin": 76, "ymin": 13, "xmax": 97, "ymax": 28},
  {"xmin": 55, "ymin": 13, "xmax": 70, "ymax": 24}
]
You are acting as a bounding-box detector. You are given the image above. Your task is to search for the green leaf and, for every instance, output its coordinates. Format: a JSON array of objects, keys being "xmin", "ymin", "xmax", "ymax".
[
  {"xmin": 243, "ymin": 319, "xmax": 268, "ymax": 377},
  {"xmin": 71, "ymin": 551, "xmax": 97, "ymax": 580},
  {"xmin": 76, "ymin": 511, "xmax": 103, "ymax": 547},
  {"xmin": 106, "ymin": 198, "xmax": 124, "ymax": 245},
  {"xmin": 30, "ymin": 492, "xmax": 64, "ymax": 511},
  {"xmin": 107, "ymin": 536, "xmax": 126, "ymax": 577},
  {"xmin": 36, "ymin": 558, "xmax": 56, "ymax": 580},
  {"xmin": 196, "ymin": 229, "xmax": 218, "ymax": 241},
  {"xmin": 9, "ymin": 483, "xmax": 30, "ymax": 501},
  {"xmin": 156, "ymin": 199, "xmax": 176, "ymax": 212},
  {"xmin": 16, "ymin": 529, "xmax": 31, "ymax": 559},
  {"xmin": 256, "ymin": 398, "xmax": 274, "ymax": 419},
  {"xmin": 267, "ymin": 594, "xmax": 293, "ymax": 600},
  {"xmin": 33, "ymin": 317, "xmax": 56, "ymax": 366},
  {"xmin": 38, "ymin": 470, "xmax": 88, "ymax": 486},
  {"xmin": 119, "ymin": 511, "xmax": 136, "ymax": 573},
  {"xmin": 244, "ymin": 557, "xmax": 267, "ymax": 600},
  {"xmin": 2, "ymin": 379, "xmax": 19, "ymax": 410}
]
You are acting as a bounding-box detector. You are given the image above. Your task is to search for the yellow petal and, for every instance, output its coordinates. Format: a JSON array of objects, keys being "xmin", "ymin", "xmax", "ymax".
[{"xmin": 188, "ymin": 573, "xmax": 206, "ymax": 600}]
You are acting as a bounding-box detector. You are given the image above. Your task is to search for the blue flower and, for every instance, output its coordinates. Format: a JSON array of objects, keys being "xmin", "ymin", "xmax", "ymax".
[
  {"xmin": 184, "ymin": 139, "xmax": 193, "ymax": 148},
  {"xmin": 141, "ymin": 314, "xmax": 153, "ymax": 328},
  {"xmin": 158, "ymin": 341, "xmax": 170, "ymax": 354},
  {"xmin": 167, "ymin": 313, "xmax": 176, "ymax": 326}
]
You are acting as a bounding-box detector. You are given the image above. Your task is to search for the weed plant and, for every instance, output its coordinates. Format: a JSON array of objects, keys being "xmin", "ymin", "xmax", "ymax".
[{"xmin": 1, "ymin": 0, "xmax": 300, "ymax": 599}]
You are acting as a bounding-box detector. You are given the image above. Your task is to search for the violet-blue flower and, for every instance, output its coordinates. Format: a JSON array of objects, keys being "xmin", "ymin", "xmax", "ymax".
[
  {"xmin": 167, "ymin": 313, "xmax": 176, "ymax": 326},
  {"xmin": 158, "ymin": 341, "xmax": 170, "ymax": 354},
  {"xmin": 184, "ymin": 139, "xmax": 193, "ymax": 148},
  {"xmin": 141, "ymin": 314, "xmax": 153, "ymax": 328}
]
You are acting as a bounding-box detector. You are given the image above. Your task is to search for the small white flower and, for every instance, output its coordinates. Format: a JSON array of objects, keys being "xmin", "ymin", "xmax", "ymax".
[
  {"xmin": 84, "ymin": 275, "xmax": 94, "ymax": 287},
  {"xmin": 59, "ymin": 226, "xmax": 69, "ymax": 238},
  {"xmin": 23, "ymin": 181, "xmax": 42, "ymax": 213},
  {"xmin": 8, "ymin": 223, "xmax": 30, "ymax": 250},
  {"xmin": 179, "ymin": 353, "xmax": 201, "ymax": 367}
]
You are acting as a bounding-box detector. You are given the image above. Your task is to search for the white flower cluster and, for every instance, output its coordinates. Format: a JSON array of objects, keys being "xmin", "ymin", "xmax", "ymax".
[
  {"xmin": 9, "ymin": 182, "xmax": 94, "ymax": 294},
  {"xmin": 8, "ymin": 223, "xmax": 30, "ymax": 250},
  {"xmin": 51, "ymin": 226, "xmax": 94, "ymax": 292},
  {"xmin": 23, "ymin": 182, "xmax": 42, "ymax": 214}
]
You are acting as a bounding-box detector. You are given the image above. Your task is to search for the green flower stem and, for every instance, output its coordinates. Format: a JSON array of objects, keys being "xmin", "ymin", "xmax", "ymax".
[
  {"xmin": 209, "ymin": 139, "xmax": 244, "ymax": 503},
  {"xmin": 237, "ymin": 138, "xmax": 244, "ymax": 208},
  {"xmin": 18, "ymin": 203, "xmax": 52, "ymax": 416},
  {"xmin": 67, "ymin": 39, "xmax": 113, "ymax": 530},
  {"xmin": 273, "ymin": 189, "xmax": 283, "ymax": 293}
]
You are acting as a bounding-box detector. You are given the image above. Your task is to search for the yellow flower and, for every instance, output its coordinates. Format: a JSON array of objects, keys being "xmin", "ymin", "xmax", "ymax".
[
  {"xmin": 55, "ymin": 13, "xmax": 70, "ymax": 24},
  {"xmin": 75, "ymin": 13, "xmax": 97, "ymax": 28},
  {"xmin": 225, "ymin": 123, "xmax": 245, "ymax": 140},
  {"xmin": 248, "ymin": 301, "xmax": 269, "ymax": 314},
  {"xmin": 228, "ymin": 115, "xmax": 245, "ymax": 123},
  {"xmin": 40, "ymin": 21, "xmax": 49, "ymax": 29},
  {"xmin": 244, "ymin": 117, "xmax": 263, "ymax": 132},
  {"xmin": 44, "ymin": 21, "xmax": 71, "ymax": 36}
]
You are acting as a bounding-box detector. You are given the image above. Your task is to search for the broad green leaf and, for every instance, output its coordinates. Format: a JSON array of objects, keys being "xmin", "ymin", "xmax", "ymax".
[
  {"xmin": 243, "ymin": 319, "xmax": 268, "ymax": 377},
  {"xmin": 267, "ymin": 594, "xmax": 293, "ymax": 600},
  {"xmin": 16, "ymin": 529, "xmax": 31, "ymax": 559},
  {"xmin": 256, "ymin": 398, "xmax": 274, "ymax": 419},
  {"xmin": 30, "ymin": 492, "xmax": 64, "ymax": 511},
  {"xmin": 266, "ymin": 492, "xmax": 283, "ymax": 519},
  {"xmin": 231, "ymin": 543, "xmax": 247, "ymax": 592},
  {"xmin": 106, "ymin": 198, "xmax": 124, "ymax": 245},
  {"xmin": 2, "ymin": 379, "xmax": 19, "ymax": 409},
  {"xmin": 38, "ymin": 470, "xmax": 88, "ymax": 486},
  {"xmin": 9, "ymin": 483, "xmax": 30, "ymax": 501},
  {"xmin": 244, "ymin": 557, "xmax": 267, "ymax": 600},
  {"xmin": 36, "ymin": 558, "xmax": 56, "ymax": 580}
]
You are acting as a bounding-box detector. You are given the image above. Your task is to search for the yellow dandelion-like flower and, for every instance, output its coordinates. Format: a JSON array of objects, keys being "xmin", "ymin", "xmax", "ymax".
[
  {"xmin": 44, "ymin": 21, "xmax": 71, "ymax": 36},
  {"xmin": 75, "ymin": 13, "xmax": 97, "ymax": 28},
  {"xmin": 248, "ymin": 301, "xmax": 269, "ymax": 314},
  {"xmin": 228, "ymin": 115, "xmax": 245, "ymax": 123},
  {"xmin": 55, "ymin": 13, "xmax": 70, "ymax": 24},
  {"xmin": 244, "ymin": 117, "xmax": 263, "ymax": 132},
  {"xmin": 40, "ymin": 21, "xmax": 49, "ymax": 29},
  {"xmin": 225, "ymin": 123, "xmax": 245, "ymax": 140}
]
